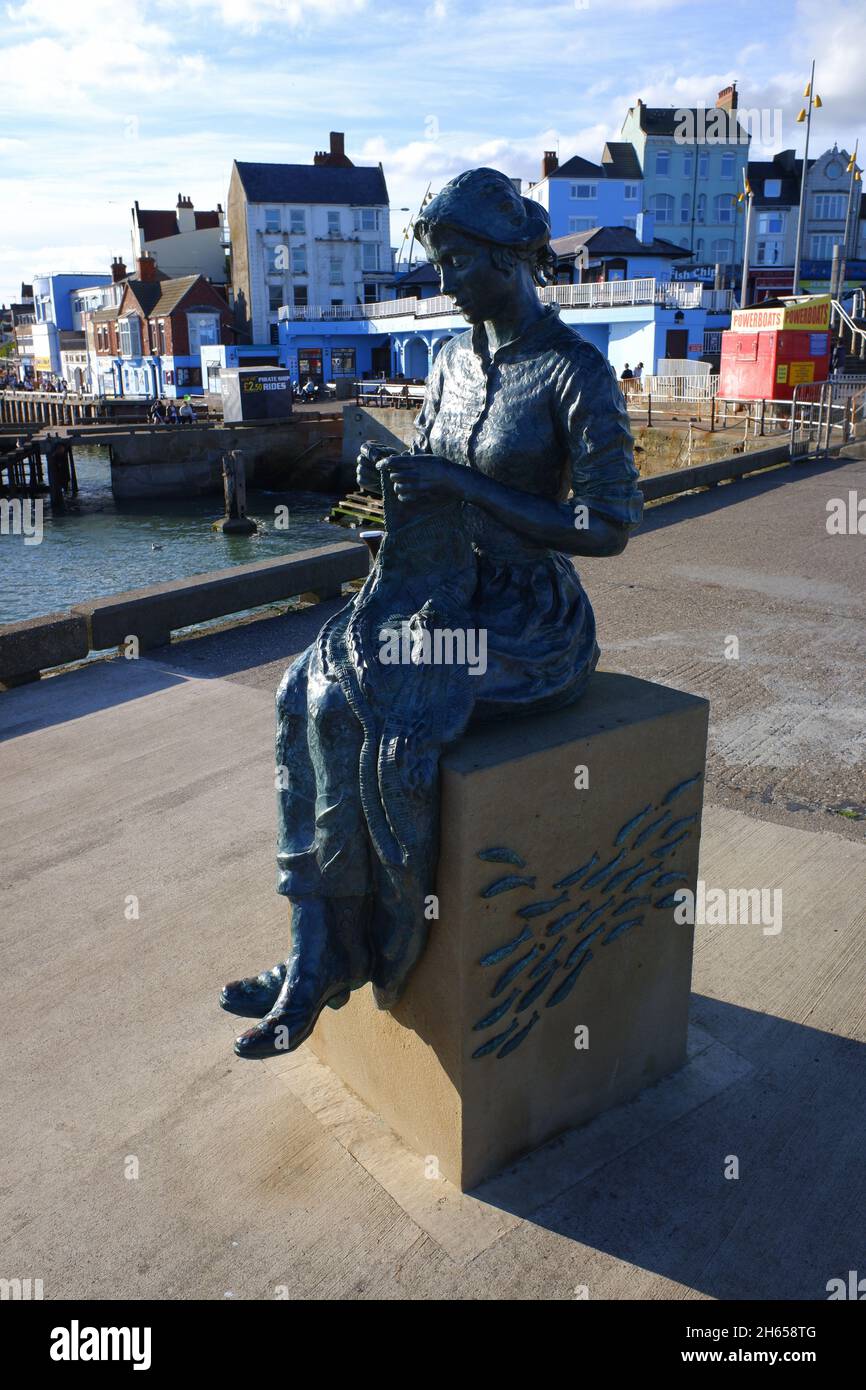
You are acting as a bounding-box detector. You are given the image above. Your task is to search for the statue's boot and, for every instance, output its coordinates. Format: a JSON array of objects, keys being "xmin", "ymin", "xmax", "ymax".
[
  {"xmin": 233, "ymin": 896, "xmax": 371, "ymax": 1058},
  {"xmin": 220, "ymin": 962, "xmax": 287, "ymax": 1018}
]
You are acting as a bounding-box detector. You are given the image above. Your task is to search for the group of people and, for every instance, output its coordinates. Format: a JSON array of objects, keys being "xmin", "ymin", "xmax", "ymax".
[
  {"xmin": 149, "ymin": 395, "xmax": 197, "ymax": 425},
  {"xmin": 620, "ymin": 362, "xmax": 644, "ymax": 392}
]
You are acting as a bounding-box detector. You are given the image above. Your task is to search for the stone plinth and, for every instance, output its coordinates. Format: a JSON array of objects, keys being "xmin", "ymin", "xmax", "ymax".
[{"xmin": 307, "ymin": 672, "xmax": 709, "ymax": 1190}]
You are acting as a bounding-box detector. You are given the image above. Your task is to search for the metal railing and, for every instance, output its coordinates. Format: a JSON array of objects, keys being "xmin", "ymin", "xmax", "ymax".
[
  {"xmin": 831, "ymin": 298, "xmax": 866, "ymax": 360},
  {"xmin": 280, "ymin": 276, "xmax": 733, "ymax": 321}
]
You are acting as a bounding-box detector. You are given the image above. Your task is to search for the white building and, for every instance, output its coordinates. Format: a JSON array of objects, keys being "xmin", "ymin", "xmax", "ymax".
[
  {"xmin": 227, "ymin": 132, "xmax": 391, "ymax": 348},
  {"xmin": 131, "ymin": 196, "xmax": 228, "ymax": 285}
]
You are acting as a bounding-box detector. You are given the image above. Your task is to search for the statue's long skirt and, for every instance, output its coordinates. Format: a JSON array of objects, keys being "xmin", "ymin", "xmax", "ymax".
[{"xmin": 274, "ymin": 500, "xmax": 598, "ymax": 1009}]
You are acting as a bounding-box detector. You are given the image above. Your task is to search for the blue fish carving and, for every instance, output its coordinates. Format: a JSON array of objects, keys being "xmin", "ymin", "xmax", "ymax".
[
  {"xmin": 603, "ymin": 860, "xmax": 643, "ymax": 892},
  {"xmin": 633, "ymin": 811, "xmax": 671, "ymax": 848},
  {"xmin": 546, "ymin": 903, "xmax": 590, "ymax": 935},
  {"xmin": 652, "ymin": 830, "xmax": 690, "ymax": 859},
  {"xmin": 553, "ymin": 853, "xmax": 598, "ymax": 889},
  {"xmin": 612, "ymin": 894, "xmax": 650, "ymax": 916},
  {"xmin": 477, "ymin": 847, "xmax": 526, "ymax": 867},
  {"xmin": 662, "ymin": 772, "xmax": 702, "ymax": 806},
  {"xmin": 517, "ymin": 891, "xmax": 569, "ymax": 919},
  {"xmin": 497, "ymin": 1011, "xmax": 541, "ymax": 1058},
  {"xmin": 654, "ymin": 871, "xmax": 689, "ymax": 887},
  {"xmin": 530, "ymin": 937, "xmax": 565, "ymax": 976},
  {"xmin": 546, "ymin": 950, "xmax": 592, "ymax": 1007},
  {"xmin": 615, "ymin": 804, "xmax": 652, "ymax": 845},
  {"xmin": 582, "ymin": 851, "xmax": 625, "ymax": 888},
  {"xmin": 479, "ymin": 925, "xmax": 532, "ymax": 967},
  {"xmin": 577, "ymin": 895, "xmax": 614, "ymax": 933},
  {"xmin": 654, "ymin": 893, "xmax": 682, "ymax": 910},
  {"xmin": 603, "ymin": 915, "xmax": 644, "ymax": 944},
  {"xmin": 666, "ymin": 814, "xmax": 697, "ymax": 836},
  {"xmin": 472, "ymin": 990, "xmax": 519, "ymax": 1031},
  {"xmin": 472, "ymin": 1017, "xmax": 518, "ymax": 1058},
  {"xmin": 481, "ymin": 873, "xmax": 537, "ymax": 898},
  {"xmin": 491, "ymin": 944, "xmax": 542, "ymax": 997},
  {"xmin": 517, "ymin": 958, "xmax": 562, "ymax": 1012},
  {"xmin": 625, "ymin": 866, "xmax": 658, "ymax": 890}
]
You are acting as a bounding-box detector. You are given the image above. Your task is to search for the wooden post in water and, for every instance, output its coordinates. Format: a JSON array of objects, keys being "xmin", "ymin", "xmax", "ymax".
[{"xmin": 214, "ymin": 448, "xmax": 257, "ymax": 534}]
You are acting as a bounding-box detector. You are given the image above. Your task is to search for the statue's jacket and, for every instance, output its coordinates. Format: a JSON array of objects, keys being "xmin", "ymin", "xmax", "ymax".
[{"xmin": 275, "ymin": 306, "xmax": 643, "ymax": 1006}]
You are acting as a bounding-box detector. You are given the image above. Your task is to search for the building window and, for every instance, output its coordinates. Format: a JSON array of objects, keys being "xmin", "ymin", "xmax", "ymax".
[
  {"xmin": 268, "ymin": 284, "xmax": 283, "ymax": 311},
  {"xmin": 570, "ymin": 183, "xmax": 597, "ymax": 199},
  {"xmin": 649, "ymin": 193, "xmax": 674, "ymax": 225},
  {"xmin": 696, "ymin": 193, "xmax": 707, "ymax": 224},
  {"xmin": 720, "ymin": 153, "xmax": 735, "ymax": 179},
  {"xmin": 764, "ymin": 178, "xmax": 781, "ymax": 198},
  {"xmin": 329, "ymin": 255, "xmax": 343, "ymax": 285},
  {"xmin": 331, "ymin": 348, "xmax": 356, "ymax": 377},
  {"xmin": 328, "ymin": 210, "xmax": 340, "ymax": 234},
  {"xmin": 118, "ymin": 316, "xmax": 142, "ymax": 357},
  {"xmin": 756, "ymin": 239, "xmax": 783, "ymax": 265},
  {"xmin": 655, "ymin": 150, "xmax": 670, "ymax": 176},
  {"xmin": 703, "ymin": 329, "xmax": 723, "ymax": 353},
  {"xmin": 757, "ymin": 211, "xmax": 785, "ymax": 235},
  {"xmin": 291, "ymin": 247, "xmax": 307, "ymax": 275},
  {"xmin": 624, "ymin": 183, "xmax": 639, "ymax": 201},
  {"xmin": 810, "ymin": 234, "xmax": 839, "ymax": 259},
  {"xmin": 264, "ymin": 208, "xmax": 281, "ymax": 232},
  {"xmin": 269, "ymin": 324, "xmax": 280, "ymax": 345},
  {"xmin": 363, "ymin": 283, "xmax": 378, "ymax": 303},
  {"xmin": 354, "ymin": 208, "xmax": 378, "ymax": 232},
  {"xmin": 293, "ymin": 285, "xmax": 308, "ymax": 307},
  {"xmin": 680, "ymin": 192, "xmax": 691, "ymax": 223},
  {"xmin": 568, "ymin": 217, "xmax": 595, "ymax": 233},
  {"xmin": 187, "ymin": 313, "xmax": 220, "ymax": 353},
  {"xmin": 699, "ymin": 151, "xmax": 710, "ymax": 178},
  {"xmin": 290, "ymin": 209, "xmax": 305, "ymax": 234},
  {"xmin": 362, "ymin": 242, "xmax": 379, "ymax": 271},
  {"xmin": 710, "ymin": 237, "xmax": 734, "ymax": 264},
  {"xmin": 682, "ymin": 151, "xmax": 693, "ymax": 177},
  {"xmin": 267, "ymin": 244, "xmax": 288, "ymax": 272},
  {"xmin": 713, "ymin": 193, "xmax": 736, "ymax": 224},
  {"xmin": 696, "ymin": 238, "xmax": 705, "ymax": 260},
  {"xmin": 814, "ymin": 193, "xmax": 846, "ymax": 221}
]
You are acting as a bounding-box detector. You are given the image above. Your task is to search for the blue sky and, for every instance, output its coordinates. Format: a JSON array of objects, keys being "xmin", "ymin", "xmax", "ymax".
[{"xmin": 1, "ymin": 0, "xmax": 864, "ymax": 304}]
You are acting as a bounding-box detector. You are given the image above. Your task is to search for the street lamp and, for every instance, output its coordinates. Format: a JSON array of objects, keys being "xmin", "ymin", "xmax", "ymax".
[
  {"xmin": 792, "ymin": 62, "xmax": 822, "ymax": 296},
  {"xmin": 738, "ymin": 171, "xmax": 754, "ymax": 308},
  {"xmin": 838, "ymin": 142, "xmax": 862, "ymax": 298}
]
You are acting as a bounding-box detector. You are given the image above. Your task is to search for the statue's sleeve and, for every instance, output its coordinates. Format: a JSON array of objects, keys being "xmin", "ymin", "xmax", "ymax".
[
  {"xmin": 411, "ymin": 349, "xmax": 446, "ymax": 454},
  {"xmin": 556, "ymin": 343, "xmax": 643, "ymax": 529}
]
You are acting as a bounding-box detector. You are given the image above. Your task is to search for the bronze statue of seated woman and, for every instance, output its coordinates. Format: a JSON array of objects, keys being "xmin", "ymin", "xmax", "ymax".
[{"xmin": 220, "ymin": 166, "xmax": 643, "ymax": 1057}]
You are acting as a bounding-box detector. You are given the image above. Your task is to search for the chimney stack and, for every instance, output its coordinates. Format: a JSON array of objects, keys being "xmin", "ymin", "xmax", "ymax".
[
  {"xmin": 635, "ymin": 210, "xmax": 655, "ymax": 245},
  {"xmin": 542, "ymin": 150, "xmax": 558, "ymax": 178},
  {"xmin": 176, "ymin": 193, "xmax": 196, "ymax": 234},
  {"xmin": 111, "ymin": 256, "xmax": 128, "ymax": 283},
  {"xmin": 137, "ymin": 254, "xmax": 158, "ymax": 282},
  {"xmin": 716, "ymin": 83, "xmax": 738, "ymax": 110},
  {"xmin": 313, "ymin": 131, "xmax": 353, "ymax": 167}
]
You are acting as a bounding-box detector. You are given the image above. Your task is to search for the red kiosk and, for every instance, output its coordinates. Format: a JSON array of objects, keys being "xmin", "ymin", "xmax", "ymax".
[{"xmin": 718, "ymin": 294, "xmax": 832, "ymax": 401}]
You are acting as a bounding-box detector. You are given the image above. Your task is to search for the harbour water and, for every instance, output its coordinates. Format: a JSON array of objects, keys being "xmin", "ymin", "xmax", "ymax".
[{"xmin": 1, "ymin": 446, "xmax": 342, "ymax": 625}]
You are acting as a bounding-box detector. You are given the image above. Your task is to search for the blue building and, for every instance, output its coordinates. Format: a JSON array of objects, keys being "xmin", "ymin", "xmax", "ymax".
[
  {"xmin": 32, "ymin": 273, "xmax": 112, "ymax": 331},
  {"xmin": 279, "ymin": 269, "xmax": 732, "ymax": 386},
  {"xmin": 525, "ymin": 146, "xmax": 644, "ymax": 238}
]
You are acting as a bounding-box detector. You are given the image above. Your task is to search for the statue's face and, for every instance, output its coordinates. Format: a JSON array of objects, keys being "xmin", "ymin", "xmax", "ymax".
[{"xmin": 425, "ymin": 225, "xmax": 512, "ymax": 324}]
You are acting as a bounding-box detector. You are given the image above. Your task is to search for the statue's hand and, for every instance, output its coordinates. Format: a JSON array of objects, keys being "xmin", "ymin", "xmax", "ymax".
[
  {"xmin": 356, "ymin": 441, "xmax": 395, "ymax": 495},
  {"xmin": 386, "ymin": 454, "xmax": 471, "ymax": 505}
]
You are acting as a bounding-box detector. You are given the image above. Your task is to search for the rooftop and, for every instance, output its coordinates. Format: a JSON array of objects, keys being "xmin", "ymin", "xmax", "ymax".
[{"xmin": 233, "ymin": 159, "xmax": 389, "ymax": 208}]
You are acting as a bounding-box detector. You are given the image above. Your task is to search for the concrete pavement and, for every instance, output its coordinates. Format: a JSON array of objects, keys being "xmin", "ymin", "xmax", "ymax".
[{"xmin": 1, "ymin": 452, "xmax": 864, "ymax": 1300}]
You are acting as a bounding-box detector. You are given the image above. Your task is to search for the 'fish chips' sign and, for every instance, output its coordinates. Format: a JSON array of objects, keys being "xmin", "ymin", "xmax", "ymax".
[{"xmin": 731, "ymin": 294, "xmax": 831, "ymax": 333}]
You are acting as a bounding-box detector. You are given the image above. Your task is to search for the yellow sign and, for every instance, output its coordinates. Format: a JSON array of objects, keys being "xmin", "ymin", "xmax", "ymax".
[
  {"xmin": 788, "ymin": 361, "xmax": 815, "ymax": 385},
  {"xmin": 731, "ymin": 294, "xmax": 831, "ymax": 333},
  {"xmin": 776, "ymin": 364, "xmax": 788, "ymax": 383}
]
